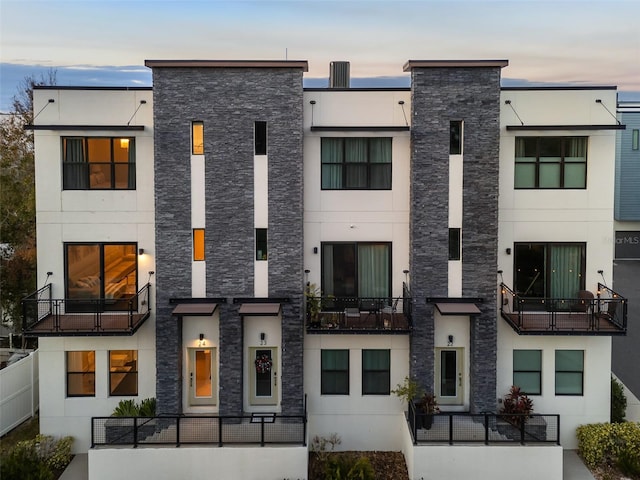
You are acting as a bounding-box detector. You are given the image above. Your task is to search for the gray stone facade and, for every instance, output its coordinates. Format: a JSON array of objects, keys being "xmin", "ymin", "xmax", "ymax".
[
  {"xmin": 151, "ymin": 66, "xmax": 305, "ymax": 415},
  {"xmin": 409, "ymin": 67, "xmax": 502, "ymax": 412}
]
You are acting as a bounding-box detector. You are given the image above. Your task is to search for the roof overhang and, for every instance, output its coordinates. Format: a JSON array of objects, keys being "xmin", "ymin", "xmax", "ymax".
[
  {"xmin": 145, "ymin": 60, "xmax": 308, "ymax": 72},
  {"xmin": 172, "ymin": 303, "xmax": 219, "ymax": 316},
  {"xmin": 506, "ymin": 124, "xmax": 625, "ymax": 131},
  {"xmin": 435, "ymin": 303, "xmax": 482, "ymax": 316},
  {"xmin": 403, "ymin": 60, "xmax": 508, "ymax": 72},
  {"xmin": 24, "ymin": 125, "xmax": 145, "ymax": 131},
  {"xmin": 238, "ymin": 303, "xmax": 282, "ymax": 316}
]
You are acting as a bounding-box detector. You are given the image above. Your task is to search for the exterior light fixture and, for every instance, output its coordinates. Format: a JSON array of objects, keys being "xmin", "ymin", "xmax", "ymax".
[
  {"xmin": 448, "ymin": 335, "xmax": 454, "ymax": 346},
  {"xmin": 199, "ymin": 333, "xmax": 205, "ymax": 346},
  {"xmin": 260, "ymin": 332, "xmax": 266, "ymax": 345},
  {"xmin": 138, "ymin": 248, "xmax": 144, "ymax": 255}
]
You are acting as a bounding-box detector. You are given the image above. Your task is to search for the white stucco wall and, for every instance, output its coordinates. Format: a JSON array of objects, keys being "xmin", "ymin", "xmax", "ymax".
[
  {"xmin": 32, "ymin": 89, "xmax": 156, "ymax": 453},
  {"xmin": 89, "ymin": 446, "xmax": 308, "ymax": 480}
]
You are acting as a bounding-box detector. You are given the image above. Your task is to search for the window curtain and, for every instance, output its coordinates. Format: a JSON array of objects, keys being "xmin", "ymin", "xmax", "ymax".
[
  {"xmin": 369, "ymin": 138, "xmax": 391, "ymax": 189},
  {"xmin": 64, "ymin": 138, "xmax": 88, "ymax": 189},
  {"xmin": 127, "ymin": 139, "xmax": 136, "ymax": 189},
  {"xmin": 345, "ymin": 138, "xmax": 367, "ymax": 188},
  {"xmin": 321, "ymin": 138, "xmax": 343, "ymax": 188},
  {"xmin": 322, "ymin": 244, "xmax": 335, "ymax": 296},
  {"xmin": 549, "ymin": 245, "xmax": 582, "ymax": 298},
  {"xmin": 358, "ymin": 244, "xmax": 389, "ymax": 298}
]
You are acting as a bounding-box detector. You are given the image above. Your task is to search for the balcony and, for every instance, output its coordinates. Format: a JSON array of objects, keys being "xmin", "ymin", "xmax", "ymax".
[
  {"xmin": 22, "ymin": 283, "xmax": 151, "ymax": 336},
  {"xmin": 305, "ymin": 283, "xmax": 412, "ymax": 334},
  {"xmin": 500, "ymin": 283, "xmax": 627, "ymax": 335}
]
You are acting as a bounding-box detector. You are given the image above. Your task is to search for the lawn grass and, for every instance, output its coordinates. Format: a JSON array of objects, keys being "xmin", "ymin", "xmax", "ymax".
[{"xmin": 0, "ymin": 414, "xmax": 39, "ymax": 459}]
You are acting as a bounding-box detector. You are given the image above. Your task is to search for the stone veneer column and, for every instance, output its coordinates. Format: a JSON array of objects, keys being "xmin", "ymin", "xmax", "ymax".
[
  {"xmin": 150, "ymin": 65, "xmax": 305, "ymax": 416},
  {"xmin": 409, "ymin": 65, "xmax": 502, "ymax": 412}
]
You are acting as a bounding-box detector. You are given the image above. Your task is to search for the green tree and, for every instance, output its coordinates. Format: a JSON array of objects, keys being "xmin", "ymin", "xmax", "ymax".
[{"xmin": 0, "ymin": 70, "xmax": 56, "ymax": 330}]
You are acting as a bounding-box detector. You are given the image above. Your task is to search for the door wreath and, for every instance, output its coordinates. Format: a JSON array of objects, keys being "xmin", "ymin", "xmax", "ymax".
[{"xmin": 255, "ymin": 354, "xmax": 273, "ymax": 374}]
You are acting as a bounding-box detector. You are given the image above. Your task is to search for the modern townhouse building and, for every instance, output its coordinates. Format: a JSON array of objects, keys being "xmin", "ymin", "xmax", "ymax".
[{"xmin": 24, "ymin": 58, "xmax": 628, "ymax": 479}]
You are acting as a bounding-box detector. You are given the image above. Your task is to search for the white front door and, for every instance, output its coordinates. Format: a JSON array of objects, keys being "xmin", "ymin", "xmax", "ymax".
[
  {"xmin": 249, "ymin": 347, "xmax": 278, "ymax": 406},
  {"xmin": 188, "ymin": 347, "xmax": 216, "ymax": 406},
  {"xmin": 435, "ymin": 348, "xmax": 464, "ymax": 405}
]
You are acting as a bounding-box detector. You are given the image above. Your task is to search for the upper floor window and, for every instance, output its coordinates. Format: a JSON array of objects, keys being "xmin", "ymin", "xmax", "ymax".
[
  {"xmin": 448, "ymin": 228, "xmax": 461, "ymax": 261},
  {"xmin": 63, "ymin": 137, "xmax": 136, "ymax": 190},
  {"xmin": 450, "ymin": 121, "xmax": 462, "ymax": 155},
  {"xmin": 255, "ymin": 121, "xmax": 267, "ymax": 155},
  {"xmin": 633, "ymin": 129, "xmax": 639, "ymax": 151},
  {"xmin": 192, "ymin": 121, "xmax": 204, "ymax": 155},
  {"xmin": 193, "ymin": 229, "xmax": 205, "ymax": 261},
  {"xmin": 514, "ymin": 137, "xmax": 587, "ymax": 189},
  {"xmin": 321, "ymin": 138, "xmax": 392, "ymax": 190},
  {"xmin": 514, "ymin": 242, "xmax": 585, "ymax": 299},
  {"xmin": 255, "ymin": 228, "xmax": 268, "ymax": 261},
  {"xmin": 65, "ymin": 243, "xmax": 137, "ymax": 311},
  {"xmin": 322, "ymin": 242, "xmax": 390, "ymax": 299}
]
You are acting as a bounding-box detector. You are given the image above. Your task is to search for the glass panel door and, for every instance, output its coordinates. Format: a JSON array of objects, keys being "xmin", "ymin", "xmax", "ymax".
[
  {"xmin": 436, "ymin": 348, "xmax": 463, "ymax": 405},
  {"xmin": 188, "ymin": 348, "xmax": 216, "ymax": 406},
  {"xmin": 249, "ymin": 347, "xmax": 278, "ymax": 406}
]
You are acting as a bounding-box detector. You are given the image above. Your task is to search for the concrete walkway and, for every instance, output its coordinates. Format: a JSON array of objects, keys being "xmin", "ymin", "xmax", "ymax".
[
  {"xmin": 60, "ymin": 450, "xmax": 595, "ymax": 479},
  {"xmin": 564, "ymin": 450, "xmax": 596, "ymax": 480}
]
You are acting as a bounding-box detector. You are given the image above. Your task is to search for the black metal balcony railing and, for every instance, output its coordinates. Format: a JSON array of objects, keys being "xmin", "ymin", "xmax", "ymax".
[
  {"xmin": 91, "ymin": 413, "xmax": 307, "ymax": 448},
  {"xmin": 306, "ymin": 282, "xmax": 412, "ymax": 334},
  {"xmin": 408, "ymin": 401, "xmax": 560, "ymax": 445},
  {"xmin": 500, "ymin": 282, "xmax": 627, "ymax": 335},
  {"xmin": 22, "ymin": 283, "xmax": 151, "ymax": 336}
]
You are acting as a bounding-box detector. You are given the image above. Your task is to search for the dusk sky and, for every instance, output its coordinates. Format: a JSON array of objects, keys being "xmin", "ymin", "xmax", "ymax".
[{"xmin": 1, "ymin": 0, "xmax": 639, "ymax": 111}]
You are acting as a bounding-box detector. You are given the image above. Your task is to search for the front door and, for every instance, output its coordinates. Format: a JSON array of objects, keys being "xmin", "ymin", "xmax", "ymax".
[
  {"xmin": 188, "ymin": 347, "xmax": 216, "ymax": 406},
  {"xmin": 435, "ymin": 348, "xmax": 464, "ymax": 405},
  {"xmin": 249, "ymin": 347, "xmax": 278, "ymax": 406}
]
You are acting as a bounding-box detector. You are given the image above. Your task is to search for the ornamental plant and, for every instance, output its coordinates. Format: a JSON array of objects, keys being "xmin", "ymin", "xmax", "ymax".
[{"xmin": 500, "ymin": 385, "xmax": 533, "ymax": 427}]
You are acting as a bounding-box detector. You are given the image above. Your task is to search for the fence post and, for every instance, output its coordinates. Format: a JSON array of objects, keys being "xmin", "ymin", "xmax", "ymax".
[
  {"xmin": 218, "ymin": 417, "xmax": 223, "ymax": 447},
  {"xmin": 484, "ymin": 414, "xmax": 489, "ymax": 445},
  {"xmin": 260, "ymin": 416, "xmax": 265, "ymax": 447},
  {"xmin": 520, "ymin": 415, "xmax": 525, "ymax": 445},
  {"xmin": 176, "ymin": 416, "xmax": 181, "ymax": 447},
  {"xmin": 133, "ymin": 417, "xmax": 138, "ymax": 448},
  {"xmin": 448, "ymin": 414, "xmax": 453, "ymax": 445}
]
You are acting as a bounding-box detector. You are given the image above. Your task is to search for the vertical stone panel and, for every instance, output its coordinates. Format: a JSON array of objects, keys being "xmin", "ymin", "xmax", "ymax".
[
  {"xmin": 410, "ymin": 67, "xmax": 501, "ymax": 412},
  {"xmin": 151, "ymin": 66, "xmax": 305, "ymax": 416}
]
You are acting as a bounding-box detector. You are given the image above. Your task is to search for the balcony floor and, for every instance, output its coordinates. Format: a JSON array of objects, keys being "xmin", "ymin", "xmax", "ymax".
[
  {"xmin": 25, "ymin": 312, "xmax": 150, "ymax": 336},
  {"xmin": 307, "ymin": 310, "xmax": 410, "ymax": 334}
]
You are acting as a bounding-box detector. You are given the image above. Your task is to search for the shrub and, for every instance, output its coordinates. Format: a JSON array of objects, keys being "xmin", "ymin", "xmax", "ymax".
[
  {"xmin": 112, "ymin": 397, "xmax": 156, "ymax": 417},
  {"xmin": 138, "ymin": 397, "xmax": 157, "ymax": 417},
  {"xmin": 611, "ymin": 376, "xmax": 627, "ymax": 423},
  {"xmin": 310, "ymin": 433, "xmax": 341, "ymax": 464},
  {"xmin": 35, "ymin": 434, "xmax": 73, "ymax": 471},
  {"xmin": 325, "ymin": 455, "xmax": 374, "ymax": 480},
  {"xmin": 0, "ymin": 434, "xmax": 74, "ymax": 480},
  {"xmin": 577, "ymin": 422, "xmax": 640, "ymax": 469},
  {"xmin": 500, "ymin": 385, "xmax": 533, "ymax": 427}
]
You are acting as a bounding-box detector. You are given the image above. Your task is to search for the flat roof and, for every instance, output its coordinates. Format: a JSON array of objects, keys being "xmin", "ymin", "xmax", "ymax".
[
  {"xmin": 403, "ymin": 60, "xmax": 508, "ymax": 71},
  {"xmin": 145, "ymin": 60, "xmax": 308, "ymax": 71}
]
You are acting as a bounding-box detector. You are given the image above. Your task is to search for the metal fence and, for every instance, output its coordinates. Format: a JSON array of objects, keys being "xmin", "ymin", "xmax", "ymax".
[
  {"xmin": 408, "ymin": 402, "xmax": 560, "ymax": 445},
  {"xmin": 92, "ymin": 413, "xmax": 307, "ymax": 448}
]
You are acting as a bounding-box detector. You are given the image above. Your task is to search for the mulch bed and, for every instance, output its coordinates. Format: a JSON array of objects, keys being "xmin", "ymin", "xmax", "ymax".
[{"xmin": 308, "ymin": 451, "xmax": 410, "ymax": 480}]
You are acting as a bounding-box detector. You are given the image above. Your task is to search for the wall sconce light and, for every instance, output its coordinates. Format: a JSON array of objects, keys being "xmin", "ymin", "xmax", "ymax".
[
  {"xmin": 313, "ymin": 247, "xmax": 318, "ymax": 254},
  {"xmin": 138, "ymin": 248, "xmax": 144, "ymax": 256},
  {"xmin": 199, "ymin": 333, "xmax": 205, "ymax": 346},
  {"xmin": 260, "ymin": 332, "xmax": 266, "ymax": 345},
  {"xmin": 505, "ymin": 248, "xmax": 511, "ymax": 255},
  {"xmin": 448, "ymin": 335, "xmax": 454, "ymax": 346}
]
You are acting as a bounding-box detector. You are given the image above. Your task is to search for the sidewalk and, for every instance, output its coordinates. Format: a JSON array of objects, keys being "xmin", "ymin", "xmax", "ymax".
[
  {"xmin": 564, "ymin": 450, "xmax": 596, "ymax": 480},
  {"xmin": 59, "ymin": 453, "xmax": 87, "ymax": 480}
]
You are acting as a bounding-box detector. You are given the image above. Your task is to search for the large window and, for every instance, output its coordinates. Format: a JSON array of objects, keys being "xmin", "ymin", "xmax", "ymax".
[
  {"xmin": 514, "ymin": 243, "xmax": 585, "ymax": 298},
  {"xmin": 321, "ymin": 137, "xmax": 392, "ymax": 190},
  {"xmin": 192, "ymin": 121, "xmax": 204, "ymax": 155},
  {"xmin": 514, "ymin": 137, "xmax": 587, "ymax": 189},
  {"xmin": 450, "ymin": 121, "xmax": 462, "ymax": 155},
  {"xmin": 513, "ymin": 350, "xmax": 542, "ymax": 395},
  {"xmin": 193, "ymin": 229, "xmax": 205, "ymax": 261},
  {"xmin": 362, "ymin": 349, "xmax": 390, "ymax": 395},
  {"xmin": 65, "ymin": 243, "xmax": 137, "ymax": 310},
  {"xmin": 321, "ymin": 349, "xmax": 349, "ymax": 395},
  {"xmin": 67, "ymin": 351, "xmax": 95, "ymax": 397},
  {"xmin": 109, "ymin": 350, "xmax": 138, "ymax": 396},
  {"xmin": 255, "ymin": 121, "xmax": 267, "ymax": 155},
  {"xmin": 322, "ymin": 242, "xmax": 390, "ymax": 298},
  {"xmin": 555, "ymin": 350, "xmax": 584, "ymax": 396},
  {"xmin": 63, "ymin": 137, "xmax": 136, "ymax": 190},
  {"xmin": 255, "ymin": 228, "xmax": 268, "ymax": 261}
]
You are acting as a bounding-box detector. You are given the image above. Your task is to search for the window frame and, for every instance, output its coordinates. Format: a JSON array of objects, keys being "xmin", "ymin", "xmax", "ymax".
[
  {"xmin": 321, "ymin": 137, "xmax": 392, "ymax": 190},
  {"xmin": 555, "ymin": 350, "xmax": 584, "ymax": 396},
  {"xmin": 62, "ymin": 137, "xmax": 136, "ymax": 190},
  {"xmin": 321, "ymin": 241, "xmax": 392, "ymax": 298},
  {"xmin": 193, "ymin": 229, "xmax": 205, "ymax": 262},
  {"xmin": 255, "ymin": 228, "xmax": 268, "ymax": 261},
  {"xmin": 450, "ymin": 121, "xmax": 463, "ymax": 155},
  {"xmin": 64, "ymin": 242, "xmax": 138, "ymax": 311},
  {"xmin": 255, "ymin": 121, "xmax": 267, "ymax": 155},
  {"xmin": 448, "ymin": 228, "xmax": 461, "ymax": 261},
  {"xmin": 513, "ymin": 242, "xmax": 586, "ymax": 298},
  {"xmin": 514, "ymin": 136, "xmax": 587, "ymax": 189},
  {"xmin": 321, "ymin": 349, "xmax": 350, "ymax": 395},
  {"xmin": 66, "ymin": 351, "xmax": 96, "ymax": 397},
  {"xmin": 632, "ymin": 129, "xmax": 639, "ymax": 151},
  {"xmin": 109, "ymin": 350, "xmax": 138, "ymax": 396},
  {"xmin": 362, "ymin": 349, "xmax": 390, "ymax": 395},
  {"xmin": 192, "ymin": 121, "xmax": 204, "ymax": 155},
  {"xmin": 513, "ymin": 350, "xmax": 542, "ymax": 395}
]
